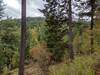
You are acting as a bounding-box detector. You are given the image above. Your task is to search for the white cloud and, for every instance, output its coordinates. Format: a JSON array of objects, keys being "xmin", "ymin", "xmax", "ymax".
[
  {"xmin": 26, "ymin": 0, "xmax": 44, "ymax": 17},
  {"xmin": 4, "ymin": 0, "xmax": 20, "ymax": 9},
  {"xmin": 3, "ymin": 0, "xmax": 44, "ymax": 18}
]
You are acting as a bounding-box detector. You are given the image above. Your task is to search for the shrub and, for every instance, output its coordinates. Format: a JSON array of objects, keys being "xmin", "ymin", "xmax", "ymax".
[
  {"xmin": 49, "ymin": 55, "xmax": 97, "ymax": 75},
  {"xmin": 29, "ymin": 42, "xmax": 52, "ymax": 75}
]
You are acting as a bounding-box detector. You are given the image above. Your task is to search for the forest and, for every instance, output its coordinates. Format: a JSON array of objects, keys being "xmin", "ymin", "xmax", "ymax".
[{"xmin": 0, "ymin": 0, "xmax": 100, "ymax": 75}]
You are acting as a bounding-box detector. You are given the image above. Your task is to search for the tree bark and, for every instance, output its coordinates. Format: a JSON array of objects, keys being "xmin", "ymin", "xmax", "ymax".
[
  {"xmin": 68, "ymin": 0, "xmax": 74, "ymax": 60},
  {"xmin": 18, "ymin": 0, "xmax": 26, "ymax": 75},
  {"xmin": 90, "ymin": 0, "xmax": 95, "ymax": 53}
]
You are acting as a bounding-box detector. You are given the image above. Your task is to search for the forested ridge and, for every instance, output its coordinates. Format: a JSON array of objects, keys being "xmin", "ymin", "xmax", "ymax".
[{"xmin": 0, "ymin": 0, "xmax": 100, "ymax": 75}]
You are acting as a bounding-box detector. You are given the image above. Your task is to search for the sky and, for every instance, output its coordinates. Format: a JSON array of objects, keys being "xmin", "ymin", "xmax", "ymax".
[{"xmin": 3, "ymin": 0, "xmax": 44, "ymax": 18}]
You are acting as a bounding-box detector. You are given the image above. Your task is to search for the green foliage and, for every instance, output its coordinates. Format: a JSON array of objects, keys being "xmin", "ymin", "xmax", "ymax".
[
  {"xmin": 0, "ymin": 15, "xmax": 100, "ymax": 75},
  {"xmin": 50, "ymin": 55, "xmax": 97, "ymax": 75},
  {"xmin": 41, "ymin": 0, "xmax": 68, "ymax": 61},
  {"xmin": 0, "ymin": 19, "xmax": 20, "ymax": 71},
  {"xmin": 0, "ymin": 17, "xmax": 47, "ymax": 74},
  {"xmin": 28, "ymin": 22, "xmax": 46, "ymax": 48},
  {"xmin": 27, "ymin": 17, "xmax": 45, "ymax": 28}
]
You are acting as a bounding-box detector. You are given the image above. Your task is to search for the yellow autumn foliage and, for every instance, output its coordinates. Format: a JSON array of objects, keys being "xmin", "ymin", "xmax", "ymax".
[{"xmin": 30, "ymin": 28, "xmax": 39, "ymax": 44}]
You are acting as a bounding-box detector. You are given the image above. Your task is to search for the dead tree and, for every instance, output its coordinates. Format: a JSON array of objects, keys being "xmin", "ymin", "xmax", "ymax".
[{"xmin": 18, "ymin": 0, "xmax": 27, "ymax": 75}]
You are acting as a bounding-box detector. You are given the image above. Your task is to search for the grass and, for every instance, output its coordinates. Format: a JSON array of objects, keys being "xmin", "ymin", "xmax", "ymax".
[
  {"xmin": 49, "ymin": 55, "xmax": 98, "ymax": 75},
  {"xmin": 2, "ymin": 54, "xmax": 100, "ymax": 75}
]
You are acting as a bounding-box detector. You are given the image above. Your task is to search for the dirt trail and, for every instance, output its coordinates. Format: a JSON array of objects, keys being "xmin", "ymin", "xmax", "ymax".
[{"xmin": 7, "ymin": 63, "xmax": 43, "ymax": 75}]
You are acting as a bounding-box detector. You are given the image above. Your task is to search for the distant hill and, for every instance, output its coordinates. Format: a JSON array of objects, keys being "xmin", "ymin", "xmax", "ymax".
[
  {"xmin": 13, "ymin": 17, "xmax": 45, "ymax": 28},
  {"xmin": 27, "ymin": 17, "xmax": 45, "ymax": 28}
]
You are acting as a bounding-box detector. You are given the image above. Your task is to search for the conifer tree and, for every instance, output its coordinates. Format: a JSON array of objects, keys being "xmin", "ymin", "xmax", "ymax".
[
  {"xmin": 40, "ymin": 0, "xmax": 69, "ymax": 61},
  {"xmin": 74, "ymin": 0, "xmax": 96, "ymax": 54},
  {"xmin": 0, "ymin": 0, "xmax": 4, "ymax": 19}
]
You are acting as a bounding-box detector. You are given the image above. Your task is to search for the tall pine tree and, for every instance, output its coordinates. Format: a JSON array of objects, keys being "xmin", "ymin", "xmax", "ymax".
[
  {"xmin": 74, "ymin": 0, "xmax": 96, "ymax": 54},
  {"xmin": 0, "ymin": 0, "xmax": 4, "ymax": 19},
  {"xmin": 40, "ymin": 0, "xmax": 69, "ymax": 61}
]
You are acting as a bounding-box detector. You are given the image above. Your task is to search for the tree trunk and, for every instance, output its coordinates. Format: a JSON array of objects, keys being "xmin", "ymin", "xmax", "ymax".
[
  {"xmin": 90, "ymin": 0, "xmax": 95, "ymax": 54},
  {"xmin": 68, "ymin": 0, "xmax": 74, "ymax": 60},
  {"xmin": 18, "ymin": 0, "xmax": 26, "ymax": 75}
]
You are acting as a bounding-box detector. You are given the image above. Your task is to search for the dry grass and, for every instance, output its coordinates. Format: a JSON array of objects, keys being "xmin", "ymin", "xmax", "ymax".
[
  {"xmin": 29, "ymin": 42, "xmax": 51, "ymax": 75},
  {"xmin": 29, "ymin": 42, "xmax": 51, "ymax": 63}
]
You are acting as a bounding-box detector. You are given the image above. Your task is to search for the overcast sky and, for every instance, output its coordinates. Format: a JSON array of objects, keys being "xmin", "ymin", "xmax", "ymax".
[{"xmin": 3, "ymin": 0, "xmax": 44, "ymax": 18}]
